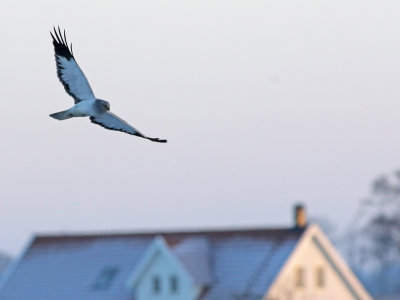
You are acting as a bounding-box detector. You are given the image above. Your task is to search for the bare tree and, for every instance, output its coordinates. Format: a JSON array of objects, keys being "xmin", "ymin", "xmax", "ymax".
[
  {"xmin": 343, "ymin": 170, "xmax": 400, "ymax": 295},
  {"xmin": 356, "ymin": 172, "xmax": 400, "ymax": 268}
]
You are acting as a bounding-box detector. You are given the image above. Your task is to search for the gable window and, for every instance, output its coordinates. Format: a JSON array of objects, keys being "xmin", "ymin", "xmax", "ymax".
[
  {"xmin": 92, "ymin": 266, "xmax": 119, "ymax": 290},
  {"xmin": 295, "ymin": 267, "xmax": 305, "ymax": 288},
  {"xmin": 315, "ymin": 267, "xmax": 325, "ymax": 287},
  {"xmin": 152, "ymin": 275, "xmax": 161, "ymax": 294},
  {"xmin": 170, "ymin": 275, "xmax": 178, "ymax": 294}
]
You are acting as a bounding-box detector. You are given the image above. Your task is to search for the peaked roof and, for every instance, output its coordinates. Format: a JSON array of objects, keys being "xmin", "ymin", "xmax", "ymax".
[
  {"xmin": 126, "ymin": 236, "xmax": 198, "ymax": 288},
  {"xmin": 0, "ymin": 227, "xmax": 305, "ymax": 300},
  {"xmin": 265, "ymin": 224, "xmax": 373, "ymax": 300}
]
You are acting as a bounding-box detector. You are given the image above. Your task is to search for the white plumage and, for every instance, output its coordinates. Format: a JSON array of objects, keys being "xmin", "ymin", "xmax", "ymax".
[{"xmin": 49, "ymin": 27, "xmax": 167, "ymax": 143}]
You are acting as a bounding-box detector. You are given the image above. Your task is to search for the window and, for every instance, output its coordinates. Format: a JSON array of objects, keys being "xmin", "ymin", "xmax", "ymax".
[
  {"xmin": 315, "ymin": 267, "xmax": 325, "ymax": 287},
  {"xmin": 170, "ymin": 275, "xmax": 178, "ymax": 293},
  {"xmin": 152, "ymin": 275, "xmax": 161, "ymax": 294},
  {"xmin": 92, "ymin": 266, "xmax": 119, "ymax": 290},
  {"xmin": 295, "ymin": 267, "xmax": 305, "ymax": 288}
]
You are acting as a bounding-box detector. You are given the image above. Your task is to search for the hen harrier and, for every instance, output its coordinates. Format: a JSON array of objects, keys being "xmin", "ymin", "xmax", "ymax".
[{"xmin": 49, "ymin": 27, "xmax": 167, "ymax": 143}]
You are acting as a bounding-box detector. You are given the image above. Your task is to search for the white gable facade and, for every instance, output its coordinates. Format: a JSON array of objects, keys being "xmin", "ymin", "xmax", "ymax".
[
  {"xmin": 127, "ymin": 237, "xmax": 202, "ymax": 300},
  {"xmin": 265, "ymin": 225, "xmax": 373, "ymax": 300}
]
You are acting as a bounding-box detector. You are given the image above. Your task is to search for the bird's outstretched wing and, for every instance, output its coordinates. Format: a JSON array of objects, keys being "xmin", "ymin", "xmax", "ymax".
[
  {"xmin": 51, "ymin": 27, "xmax": 95, "ymax": 103},
  {"xmin": 90, "ymin": 112, "xmax": 167, "ymax": 143}
]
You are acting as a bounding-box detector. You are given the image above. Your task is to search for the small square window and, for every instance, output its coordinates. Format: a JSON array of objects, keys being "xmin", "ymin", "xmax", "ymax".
[
  {"xmin": 295, "ymin": 267, "xmax": 305, "ymax": 288},
  {"xmin": 170, "ymin": 275, "xmax": 178, "ymax": 293},
  {"xmin": 152, "ymin": 275, "xmax": 161, "ymax": 294},
  {"xmin": 316, "ymin": 267, "xmax": 325, "ymax": 287}
]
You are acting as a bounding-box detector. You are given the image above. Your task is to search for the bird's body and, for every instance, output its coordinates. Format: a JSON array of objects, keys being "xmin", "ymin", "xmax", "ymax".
[
  {"xmin": 50, "ymin": 99, "xmax": 105, "ymax": 120},
  {"xmin": 49, "ymin": 27, "xmax": 167, "ymax": 143},
  {"xmin": 72, "ymin": 100, "xmax": 97, "ymax": 117}
]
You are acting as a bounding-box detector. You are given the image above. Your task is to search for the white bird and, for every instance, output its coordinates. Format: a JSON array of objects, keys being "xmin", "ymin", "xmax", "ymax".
[{"xmin": 49, "ymin": 27, "xmax": 167, "ymax": 143}]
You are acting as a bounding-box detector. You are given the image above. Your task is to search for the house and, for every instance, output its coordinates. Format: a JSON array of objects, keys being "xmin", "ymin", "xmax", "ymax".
[{"xmin": 0, "ymin": 206, "xmax": 373, "ymax": 300}]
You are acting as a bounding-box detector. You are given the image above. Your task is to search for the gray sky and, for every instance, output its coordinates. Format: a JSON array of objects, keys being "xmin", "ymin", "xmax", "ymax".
[{"xmin": 1, "ymin": 0, "xmax": 400, "ymax": 255}]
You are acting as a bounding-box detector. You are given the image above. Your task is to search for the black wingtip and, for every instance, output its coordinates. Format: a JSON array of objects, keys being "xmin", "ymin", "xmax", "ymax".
[
  {"xmin": 147, "ymin": 137, "xmax": 168, "ymax": 143},
  {"xmin": 51, "ymin": 26, "xmax": 74, "ymax": 60}
]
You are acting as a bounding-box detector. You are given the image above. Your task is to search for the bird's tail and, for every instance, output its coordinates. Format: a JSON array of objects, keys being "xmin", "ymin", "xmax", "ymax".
[{"xmin": 49, "ymin": 110, "xmax": 72, "ymax": 120}]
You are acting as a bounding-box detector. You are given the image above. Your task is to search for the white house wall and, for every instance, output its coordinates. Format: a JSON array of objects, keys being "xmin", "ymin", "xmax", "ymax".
[
  {"xmin": 265, "ymin": 225, "xmax": 373, "ymax": 300},
  {"xmin": 134, "ymin": 250, "xmax": 199, "ymax": 300}
]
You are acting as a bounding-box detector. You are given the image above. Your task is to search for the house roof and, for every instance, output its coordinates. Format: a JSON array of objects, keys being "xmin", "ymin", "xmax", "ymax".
[
  {"xmin": 171, "ymin": 236, "xmax": 212, "ymax": 285},
  {"xmin": 0, "ymin": 227, "xmax": 305, "ymax": 300}
]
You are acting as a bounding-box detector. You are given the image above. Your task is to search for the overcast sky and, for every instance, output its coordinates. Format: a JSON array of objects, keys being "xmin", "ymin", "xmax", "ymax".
[{"xmin": 1, "ymin": 0, "xmax": 400, "ymax": 255}]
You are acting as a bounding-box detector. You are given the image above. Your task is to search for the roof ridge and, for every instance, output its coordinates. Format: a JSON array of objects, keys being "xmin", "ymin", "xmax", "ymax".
[{"xmin": 33, "ymin": 227, "xmax": 304, "ymax": 240}]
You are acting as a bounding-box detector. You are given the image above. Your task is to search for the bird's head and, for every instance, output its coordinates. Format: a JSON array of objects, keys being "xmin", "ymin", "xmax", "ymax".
[{"xmin": 97, "ymin": 99, "xmax": 110, "ymax": 111}]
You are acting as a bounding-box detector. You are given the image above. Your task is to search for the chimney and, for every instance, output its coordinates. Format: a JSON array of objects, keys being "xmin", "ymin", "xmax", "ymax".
[{"xmin": 294, "ymin": 203, "xmax": 307, "ymax": 228}]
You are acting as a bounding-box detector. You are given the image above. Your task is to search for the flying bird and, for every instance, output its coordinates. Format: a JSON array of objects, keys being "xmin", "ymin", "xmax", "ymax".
[{"xmin": 49, "ymin": 27, "xmax": 167, "ymax": 143}]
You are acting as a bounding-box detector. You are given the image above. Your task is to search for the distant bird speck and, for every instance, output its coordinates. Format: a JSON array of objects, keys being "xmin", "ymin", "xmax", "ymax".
[{"xmin": 49, "ymin": 27, "xmax": 167, "ymax": 143}]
